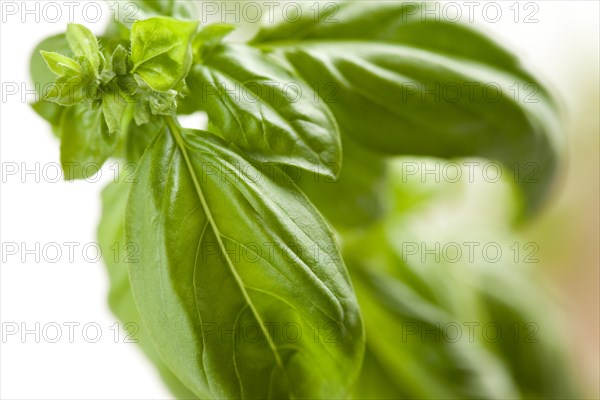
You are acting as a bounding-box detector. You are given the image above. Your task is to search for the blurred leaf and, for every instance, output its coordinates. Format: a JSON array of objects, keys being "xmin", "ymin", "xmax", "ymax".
[
  {"xmin": 346, "ymin": 229, "xmax": 517, "ymax": 399},
  {"xmin": 341, "ymin": 175, "xmax": 580, "ymax": 399},
  {"xmin": 192, "ymin": 23, "xmax": 236, "ymax": 63},
  {"xmin": 252, "ymin": 2, "xmax": 561, "ymax": 216},
  {"xmin": 295, "ymin": 135, "xmax": 390, "ymax": 230},
  {"xmin": 472, "ymin": 267, "xmax": 581, "ymax": 398},
  {"xmin": 30, "ymin": 34, "xmax": 71, "ymax": 126}
]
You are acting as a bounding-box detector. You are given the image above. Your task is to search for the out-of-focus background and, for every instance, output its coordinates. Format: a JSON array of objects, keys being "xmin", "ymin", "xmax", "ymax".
[{"xmin": 0, "ymin": 1, "xmax": 598, "ymax": 399}]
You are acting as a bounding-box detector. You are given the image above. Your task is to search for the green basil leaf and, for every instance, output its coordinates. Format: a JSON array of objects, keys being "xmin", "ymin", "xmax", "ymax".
[
  {"xmin": 102, "ymin": 91, "xmax": 132, "ymax": 135},
  {"xmin": 252, "ymin": 2, "xmax": 544, "ymax": 87},
  {"xmin": 341, "ymin": 175, "xmax": 581, "ymax": 399},
  {"xmin": 186, "ymin": 44, "xmax": 341, "ymax": 177},
  {"xmin": 98, "ymin": 180, "xmax": 198, "ymax": 399},
  {"xmin": 131, "ymin": 17, "xmax": 198, "ymax": 91},
  {"xmin": 39, "ymin": 50, "xmax": 94, "ymax": 106},
  {"xmin": 475, "ymin": 271, "xmax": 582, "ymax": 398},
  {"xmin": 351, "ymin": 264, "xmax": 514, "ymax": 399},
  {"xmin": 352, "ymin": 346, "xmax": 405, "ymax": 399},
  {"xmin": 117, "ymin": 75, "xmax": 139, "ymax": 97},
  {"xmin": 100, "ymin": 45, "xmax": 130, "ymax": 85},
  {"xmin": 343, "ymin": 223, "xmax": 519, "ymax": 399},
  {"xmin": 348, "ymin": 235, "xmax": 581, "ymax": 399},
  {"xmin": 40, "ymin": 51, "xmax": 80, "ymax": 77},
  {"xmin": 59, "ymin": 103, "xmax": 118, "ymax": 180},
  {"xmin": 66, "ymin": 23, "xmax": 101, "ymax": 74},
  {"xmin": 43, "ymin": 75, "xmax": 89, "ymax": 106},
  {"xmin": 252, "ymin": 2, "xmax": 561, "ymax": 215},
  {"xmin": 111, "ymin": 45, "xmax": 130, "ymax": 76},
  {"xmin": 126, "ymin": 124, "xmax": 364, "ymax": 399}
]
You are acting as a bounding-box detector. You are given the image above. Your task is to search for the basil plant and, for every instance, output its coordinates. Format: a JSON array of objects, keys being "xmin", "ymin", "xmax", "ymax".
[{"xmin": 30, "ymin": 1, "xmax": 579, "ymax": 399}]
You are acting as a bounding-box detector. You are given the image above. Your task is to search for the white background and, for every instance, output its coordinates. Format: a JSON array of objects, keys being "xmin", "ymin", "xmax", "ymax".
[{"xmin": 1, "ymin": 1, "xmax": 599, "ymax": 399}]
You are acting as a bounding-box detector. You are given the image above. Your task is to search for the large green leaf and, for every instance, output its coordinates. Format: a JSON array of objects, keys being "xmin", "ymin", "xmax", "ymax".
[
  {"xmin": 251, "ymin": 2, "xmax": 561, "ymax": 215},
  {"xmin": 98, "ymin": 180, "xmax": 198, "ymax": 399},
  {"xmin": 125, "ymin": 122, "xmax": 364, "ymax": 399},
  {"xmin": 124, "ymin": 118, "xmax": 166, "ymax": 162},
  {"xmin": 186, "ymin": 43, "xmax": 341, "ymax": 177}
]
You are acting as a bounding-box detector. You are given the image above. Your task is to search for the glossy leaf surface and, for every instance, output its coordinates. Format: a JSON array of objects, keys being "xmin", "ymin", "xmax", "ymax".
[
  {"xmin": 98, "ymin": 180, "xmax": 198, "ymax": 399},
  {"xmin": 126, "ymin": 125, "xmax": 363, "ymax": 399},
  {"xmin": 187, "ymin": 43, "xmax": 341, "ymax": 177},
  {"xmin": 131, "ymin": 17, "xmax": 198, "ymax": 91}
]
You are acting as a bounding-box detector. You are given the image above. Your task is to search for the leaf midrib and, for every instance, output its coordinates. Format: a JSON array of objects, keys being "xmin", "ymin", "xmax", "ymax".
[{"xmin": 165, "ymin": 117, "xmax": 292, "ymax": 399}]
